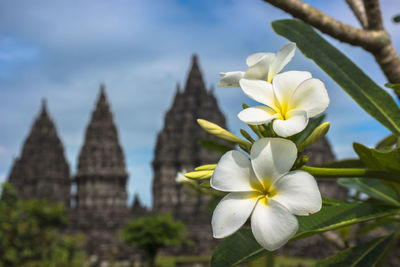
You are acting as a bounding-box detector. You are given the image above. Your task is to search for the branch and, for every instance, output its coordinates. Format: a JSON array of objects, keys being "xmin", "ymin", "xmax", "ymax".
[
  {"xmin": 300, "ymin": 165, "xmax": 400, "ymax": 183},
  {"xmin": 363, "ymin": 0, "xmax": 384, "ymax": 30},
  {"xmin": 345, "ymin": 0, "xmax": 368, "ymax": 28},
  {"xmin": 263, "ymin": 0, "xmax": 388, "ymax": 50},
  {"xmin": 264, "ymin": 0, "xmax": 400, "ymax": 88}
]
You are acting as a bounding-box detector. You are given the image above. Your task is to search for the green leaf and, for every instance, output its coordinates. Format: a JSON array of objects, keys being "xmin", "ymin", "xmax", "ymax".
[
  {"xmin": 338, "ymin": 178, "xmax": 400, "ymax": 206},
  {"xmin": 295, "ymin": 114, "xmax": 326, "ymax": 145},
  {"xmin": 376, "ymin": 134, "xmax": 398, "ymax": 150},
  {"xmin": 210, "ymin": 203, "xmax": 399, "ymax": 266},
  {"xmin": 198, "ymin": 139, "xmax": 232, "ymax": 154},
  {"xmin": 272, "ymin": 19, "xmax": 400, "ymax": 136},
  {"xmin": 315, "ymin": 234, "xmax": 395, "ymax": 267},
  {"xmin": 353, "ymin": 143, "xmax": 400, "ymax": 173},
  {"xmin": 322, "ymin": 197, "xmax": 349, "ymax": 206},
  {"xmin": 385, "ymin": 82, "xmax": 400, "ymax": 94},
  {"xmin": 354, "ymin": 142, "xmax": 400, "ymax": 195},
  {"xmin": 211, "ymin": 228, "xmax": 266, "ymax": 267},
  {"xmin": 393, "ymin": 14, "xmax": 400, "ymax": 23},
  {"xmin": 294, "ymin": 203, "xmax": 399, "ymax": 240}
]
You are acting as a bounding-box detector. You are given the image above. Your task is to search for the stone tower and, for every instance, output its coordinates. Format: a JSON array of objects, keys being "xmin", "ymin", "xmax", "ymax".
[
  {"xmin": 131, "ymin": 194, "xmax": 148, "ymax": 219},
  {"xmin": 7, "ymin": 100, "xmax": 71, "ymax": 206},
  {"xmin": 74, "ymin": 86, "xmax": 128, "ymax": 213},
  {"xmin": 71, "ymin": 85, "xmax": 131, "ymax": 257},
  {"xmin": 152, "ymin": 55, "xmax": 227, "ymax": 250}
]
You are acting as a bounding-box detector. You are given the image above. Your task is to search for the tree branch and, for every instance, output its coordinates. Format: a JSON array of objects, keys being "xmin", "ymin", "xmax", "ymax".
[
  {"xmin": 363, "ymin": 0, "xmax": 384, "ymax": 30},
  {"xmin": 345, "ymin": 0, "xmax": 368, "ymax": 28},
  {"xmin": 263, "ymin": 0, "xmax": 400, "ymax": 90},
  {"xmin": 263, "ymin": 0, "xmax": 387, "ymax": 50}
]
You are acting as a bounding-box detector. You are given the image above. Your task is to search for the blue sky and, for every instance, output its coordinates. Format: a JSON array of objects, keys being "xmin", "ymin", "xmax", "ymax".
[{"xmin": 0, "ymin": 0, "xmax": 399, "ymax": 207}]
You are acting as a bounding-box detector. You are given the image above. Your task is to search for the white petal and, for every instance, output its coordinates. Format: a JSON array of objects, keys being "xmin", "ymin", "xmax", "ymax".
[
  {"xmin": 211, "ymin": 150, "xmax": 260, "ymax": 192},
  {"xmin": 272, "ymin": 109, "xmax": 308, "ymax": 137},
  {"xmin": 246, "ymin": 52, "xmax": 275, "ymax": 67},
  {"xmin": 212, "ymin": 192, "xmax": 258, "ymax": 238},
  {"xmin": 250, "ymin": 138, "xmax": 297, "ymax": 186},
  {"xmin": 251, "ymin": 199, "xmax": 298, "ymax": 251},
  {"xmin": 239, "ymin": 79, "xmax": 278, "ymax": 109},
  {"xmin": 244, "ymin": 53, "xmax": 275, "ymax": 80},
  {"xmin": 272, "ymin": 71, "xmax": 312, "ymax": 109},
  {"xmin": 238, "ymin": 106, "xmax": 278, "ymax": 125},
  {"xmin": 218, "ymin": 71, "xmax": 245, "ymax": 88},
  {"xmin": 268, "ymin": 43, "xmax": 296, "ymax": 82},
  {"xmin": 289, "ymin": 78, "xmax": 329, "ymax": 117},
  {"xmin": 272, "ymin": 170, "xmax": 322, "ymax": 216}
]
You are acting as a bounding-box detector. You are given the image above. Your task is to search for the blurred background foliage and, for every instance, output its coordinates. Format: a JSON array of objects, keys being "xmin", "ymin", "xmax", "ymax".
[
  {"xmin": 0, "ymin": 183, "xmax": 86, "ymax": 267},
  {"xmin": 120, "ymin": 213, "xmax": 188, "ymax": 267}
]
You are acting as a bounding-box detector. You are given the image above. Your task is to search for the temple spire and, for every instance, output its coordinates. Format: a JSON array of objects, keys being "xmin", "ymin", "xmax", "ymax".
[
  {"xmin": 131, "ymin": 194, "xmax": 147, "ymax": 217},
  {"xmin": 74, "ymin": 84, "xmax": 128, "ymax": 214},
  {"xmin": 98, "ymin": 83, "xmax": 107, "ymax": 106},
  {"xmin": 40, "ymin": 98, "xmax": 48, "ymax": 117},
  {"xmin": 152, "ymin": 55, "xmax": 228, "ymax": 223},
  {"xmin": 71, "ymin": 84, "xmax": 130, "ymax": 259},
  {"xmin": 76, "ymin": 85, "xmax": 127, "ymax": 177},
  {"xmin": 191, "ymin": 54, "xmax": 198, "ymax": 65},
  {"xmin": 7, "ymin": 100, "xmax": 70, "ymax": 206},
  {"xmin": 183, "ymin": 53, "xmax": 206, "ymax": 95}
]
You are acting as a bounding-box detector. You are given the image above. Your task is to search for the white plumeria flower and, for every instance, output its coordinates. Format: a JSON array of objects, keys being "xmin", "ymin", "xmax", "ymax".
[
  {"xmin": 218, "ymin": 43, "xmax": 296, "ymax": 88},
  {"xmin": 238, "ymin": 71, "xmax": 329, "ymax": 137},
  {"xmin": 210, "ymin": 138, "xmax": 322, "ymax": 251}
]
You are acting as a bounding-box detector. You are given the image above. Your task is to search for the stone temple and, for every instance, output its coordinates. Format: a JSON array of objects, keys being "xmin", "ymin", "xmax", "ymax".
[
  {"xmin": 7, "ymin": 99, "xmax": 71, "ymax": 207},
  {"xmin": 152, "ymin": 55, "xmax": 229, "ymax": 253},
  {"xmin": 69, "ymin": 85, "xmax": 133, "ymax": 258},
  {"xmin": 6, "ymin": 55, "xmax": 345, "ymax": 262}
]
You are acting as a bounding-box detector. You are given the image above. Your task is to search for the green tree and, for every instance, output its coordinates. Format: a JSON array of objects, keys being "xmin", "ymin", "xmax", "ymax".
[
  {"xmin": 120, "ymin": 213, "xmax": 188, "ymax": 267},
  {"xmin": 0, "ymin": 183, "xmax": 86, "ymax": 267}
]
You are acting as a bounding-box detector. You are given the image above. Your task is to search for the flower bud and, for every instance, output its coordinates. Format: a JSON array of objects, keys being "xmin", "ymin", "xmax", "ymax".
[
  {"xmin": 298, "ymin": 122, "xmax": 330, "ymax": 151},
  {"xmin": 184, "ymin": 170, "xmax": 214, "ymax": 180},
  {"xmin": 197, "ymin": 119, "xmax": 251, "ymax": 149},
  {"xmin": 195, "ymin": 164, "xmax": 217, "ymax": 171},
  {"xmin": 200, "ymin": 181, "xmax": 211, "ymax": 188}
]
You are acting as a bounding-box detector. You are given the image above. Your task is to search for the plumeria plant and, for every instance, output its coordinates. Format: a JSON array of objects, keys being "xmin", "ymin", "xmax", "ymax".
[
  {"xmin": 181, "ymin": 20, "xmax": 400, "ymax": 267},
  {"xmin": 186, "ymin": 42, "xmax": 328, "ymax": 252}
]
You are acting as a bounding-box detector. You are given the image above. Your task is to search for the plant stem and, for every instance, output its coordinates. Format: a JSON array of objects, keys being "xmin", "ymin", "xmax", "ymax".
[{"xmin": 300, "ymin": 165, "xmax": 400, "ymax": 183}]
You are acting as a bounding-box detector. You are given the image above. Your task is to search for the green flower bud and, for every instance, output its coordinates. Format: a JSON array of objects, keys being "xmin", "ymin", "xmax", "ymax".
[{"xmin": 298, "ymin": 122, "xmax": 330, "ymax": 151}]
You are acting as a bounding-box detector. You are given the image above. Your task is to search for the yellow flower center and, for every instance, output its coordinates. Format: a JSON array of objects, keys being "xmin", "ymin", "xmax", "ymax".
[
  {"xmin": 275, "ymin": 111, "xmax": 288, "ymax": 121},
  {"xmin": 251, "ymin": 179, "xmax": 278, "ymax": 205},
  {"xmin": 270, "ymin": 95, "xmax": 290, "ymax": 121}
]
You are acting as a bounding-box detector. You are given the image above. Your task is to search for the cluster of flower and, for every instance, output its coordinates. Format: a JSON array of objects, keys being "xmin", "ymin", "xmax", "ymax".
[{"xmin": 211, "ymin": 43, "xmax": 330, "ymax": 251}]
